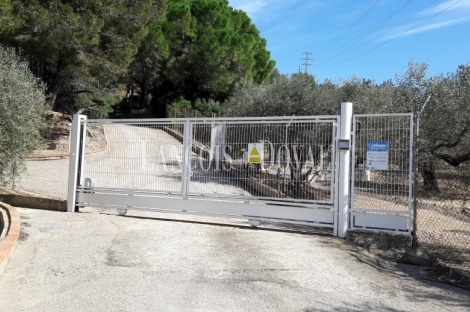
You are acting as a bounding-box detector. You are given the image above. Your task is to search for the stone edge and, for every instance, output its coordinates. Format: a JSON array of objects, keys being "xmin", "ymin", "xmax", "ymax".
[
  {"xmin": 0, "ymin": 202, "xmax": 20, "ymax": 276},
  {"xmin": 0, "ymin": 193, "xmax": 66, "ymax": 212},
  {"xmin": 28, "ymin": 124, "xmax": 109, "ymax": 160}
]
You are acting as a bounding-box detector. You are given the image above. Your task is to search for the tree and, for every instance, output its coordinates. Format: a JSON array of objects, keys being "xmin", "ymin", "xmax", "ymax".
[
  {"xmin": 418, "ymin": 64, "xmax": 470, "ymax": 191},
  {"xmin": 224, "ymin": 72, "xmax": 341, "ymax": 197},
  {"xmin": 124, "ymin": 2, "xmax": 170, "ymax": 111},
  {"xmin": 0, "ymin": 45, "xmax": 46, "ymax": 186},
  {"xmin": 149, "ymin": 0, "xmax": 275, "ymax": 117},
  {"xmin": 1, "ymin": 0, "xmax": 160, "ymax": 111},
  {"xmin": 224, "ymin": 61, "xmax": 470, "ymax": 192},
  {"xmin": 224, "ymin": 72, "xmax": 338, "ymax": 117},
  {"xmin": 0, "ymin": 0, "xmax": 18, "ymax": 36},
  {"xmin": 424, "ymin": 65, "xmax": 470, "ymax": 166}
]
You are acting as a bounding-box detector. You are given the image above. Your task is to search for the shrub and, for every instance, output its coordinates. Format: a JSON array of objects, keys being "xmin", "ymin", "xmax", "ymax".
[{"xmin": 0, "ymin": 45, "xmax": 46, "ymax": 186}]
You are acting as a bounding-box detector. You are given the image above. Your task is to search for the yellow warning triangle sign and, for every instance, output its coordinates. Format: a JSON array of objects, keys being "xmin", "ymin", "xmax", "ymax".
[{"xmin": 250, "ymin": 146, "xmax": 260, "ymax": 156}]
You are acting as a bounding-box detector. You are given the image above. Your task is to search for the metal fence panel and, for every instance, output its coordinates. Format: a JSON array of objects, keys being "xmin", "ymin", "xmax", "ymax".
[
  {"xmin": 75, "ymin": 117, "xmax": 339, "ymax": 206},
  {"xmin": 81, "ymin": 121, "xmax": 186, "ymax": 194},
  {"xmin": 350, "ymin": 114, "xmax": 413, "ymax": 233},
  {"xmin": 187, "ymin": 119, "xmax": 338, "ymax": 204},
  {"xmin": 66, "ymin": 116, "xmax": 342, "ymax": 234}
]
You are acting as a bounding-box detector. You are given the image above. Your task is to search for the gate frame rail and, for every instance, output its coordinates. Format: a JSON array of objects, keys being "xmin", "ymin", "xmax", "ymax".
[
  {"xmin": 67, "ymin": 110, "xmax": 350, "ymax": 237},
  {"xmin": 67, "ymin": 103, "xmax": 419, "ymax": 237},
  {"xmin": 349, "ymin": 113, "xmax": 414, "ymax": 234}
]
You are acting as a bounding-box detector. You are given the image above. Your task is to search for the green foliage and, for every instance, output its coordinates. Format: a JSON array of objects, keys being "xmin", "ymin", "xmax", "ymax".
[
  {"xmin": 224, "ymin": 62, "xmax": 437, "ymax": 118},
  {"xmin": 172, "ymin": 97, "xmax": 192, "ymax": 109},
  {"xmin": 1, "ymin": 0, "xmax": 275, "ymax": 119},
  {"xmin": 167, "ymin": 96, "xmax": 219, "ymax": 117},
  {"xmin": 194, "ymin": 98, "xmax": 220, "ymax": 115},
  {"xmin": 0, "ymin": 0, "xmax": 18, "ymax": 36},
  {"xmin": 224, "ymin": 61, "xmax": 470, "ymax": 192},
  {"xmin": 1, "ymin": 0, "xmax": 160, "ymax": 111},
  {"xmin": 72, "ymin": 86, "xmax": 116, "ymax": 119},
  {"xmin": 0, "ymin": 45, "xmax": 46, "ymax": 186},
  {"xmin": 148, "ymin": 0, "xmax": 275, "ymax": 117},
  {"xmin": 224, "ymin": 72, "xmax": 338, "ymax": 117}
]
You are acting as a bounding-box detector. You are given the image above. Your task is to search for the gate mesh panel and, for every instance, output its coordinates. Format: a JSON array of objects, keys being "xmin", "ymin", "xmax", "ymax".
[
  {"xmin": 82, "ymin": 122, "xmax": 185, "ymax": 193},
  {"xmin": 352, "ymin": 115, "xmax": 412, "ymax": 213},
  {"xmin": 188, "ymin": 120, "xmax": 336, "ymax": 203}
]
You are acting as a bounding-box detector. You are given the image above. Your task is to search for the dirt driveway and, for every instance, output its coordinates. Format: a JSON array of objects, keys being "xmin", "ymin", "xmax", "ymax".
[{"xmin": 0, "ymin": 207, "xmax": 469, "ymax": 311}]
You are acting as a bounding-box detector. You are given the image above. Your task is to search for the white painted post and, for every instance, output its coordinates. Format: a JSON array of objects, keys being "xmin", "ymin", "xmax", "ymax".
[
  {"xmin": 181, "ymin": 120, "xmax": 192, "ymax": 196},
  {"xmin": 67, "ymin": 114, "xmax": 86, "ymax": 212},
  {"xmin": 338, "ymin": 102, "xmax": 352, "ymax": 238}
]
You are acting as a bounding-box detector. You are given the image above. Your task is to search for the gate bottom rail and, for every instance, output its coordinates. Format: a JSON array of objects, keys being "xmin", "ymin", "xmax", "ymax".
[{"xmin": 76, "ymin": 191, "xmax": 336, "ymax": 228}]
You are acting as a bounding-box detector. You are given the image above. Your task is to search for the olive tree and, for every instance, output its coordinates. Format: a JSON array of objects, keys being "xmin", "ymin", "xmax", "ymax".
[
  {"xmin": 418, "ymin": 64, "xmax": 470, "ymax": 191},
  {"xmin": 225, "ymin": 62, "xmax": 470, "ymax": 192},
  {"xmin": 224, "ymin": 72, "xmax": 341, "ymax": 117},
  {"xmin": 0, "ymin": 46, "xmax": 46, "ymax": 185}
]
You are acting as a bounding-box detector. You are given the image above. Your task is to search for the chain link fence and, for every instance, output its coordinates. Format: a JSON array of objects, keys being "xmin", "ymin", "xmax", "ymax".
[
  {"xmin": 416, "ymin": 158, "xmax": 470, "ymax": 286},
  {"xmin": 14, "ymin": 124, "xmax": 107, "ymax": 200}
]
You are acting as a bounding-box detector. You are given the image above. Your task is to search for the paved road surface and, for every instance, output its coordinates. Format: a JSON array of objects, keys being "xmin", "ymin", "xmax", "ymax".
[{"xmin": 0, "ymin": 207, "xmax": 468, "ymax": 311}]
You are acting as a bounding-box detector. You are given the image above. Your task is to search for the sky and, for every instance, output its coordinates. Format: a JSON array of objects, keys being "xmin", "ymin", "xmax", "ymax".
[{"xmin": 228, "ymin": 0, "xmax": 470, "ymax": 83}]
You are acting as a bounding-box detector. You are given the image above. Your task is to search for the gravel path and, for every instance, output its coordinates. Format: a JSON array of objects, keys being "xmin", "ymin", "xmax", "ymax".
[{"xmin": 0, "ymin": 207, "xmax": 469, "ymax": 311}]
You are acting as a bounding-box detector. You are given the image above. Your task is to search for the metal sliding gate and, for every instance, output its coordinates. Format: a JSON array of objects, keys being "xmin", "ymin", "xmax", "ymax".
[
  {"xmin": 68, "ymin": 115, "xmax": 342, "ymax": 234},
  {"xmin": 67, "ymin": 104, "xmax": 414, "ymax": 237}
]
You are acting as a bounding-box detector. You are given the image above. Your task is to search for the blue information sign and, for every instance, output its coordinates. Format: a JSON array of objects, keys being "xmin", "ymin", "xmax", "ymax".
[{"xmin": 366, "ymin": 141, "xmax": 389, "ymax": 170}]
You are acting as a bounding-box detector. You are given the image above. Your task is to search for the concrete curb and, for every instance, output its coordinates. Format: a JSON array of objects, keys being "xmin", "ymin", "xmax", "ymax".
[
  {"xmin": 0, "ymin": 202, "xmax": 20, "ymax": 276},
  {"xmin": 0, "ymin": 187, "xmax": 67, "ymax": 211},
  {"xmin": 0, "ymin": 193, "xmax": 66, "ymax": 212}
]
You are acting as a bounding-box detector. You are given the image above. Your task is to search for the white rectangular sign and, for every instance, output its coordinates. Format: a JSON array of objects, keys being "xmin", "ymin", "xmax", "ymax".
[{"xmin": 366, "ymin": 141, "xmax": 388, "ymax": 170}]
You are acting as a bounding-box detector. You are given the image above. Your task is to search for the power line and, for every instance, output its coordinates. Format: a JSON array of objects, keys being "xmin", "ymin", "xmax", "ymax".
[
  {"xmin": 317, "ymin": 0, "xmax": 414, "ymax": 66},
  {"xmin": 314, "ymin": 63, "xmax": 398, "ymax": 74},
  {"xmin": 338, "ymin": 0, "xmax": 414, "ymax": 52},
  {"xmin": 317, "ymin": 0, "xmax": 382, "ymax": 56},
  {"xmin": 319, "ymin": 0, "xmax": 440, "ymax": 64},
  {"xmin": 321, "ymin": 0, "xmax": 463, "ymax": 67},
  {"xmin": 301, "ymin": 52, "xmax": 312, "ymax": 73}
]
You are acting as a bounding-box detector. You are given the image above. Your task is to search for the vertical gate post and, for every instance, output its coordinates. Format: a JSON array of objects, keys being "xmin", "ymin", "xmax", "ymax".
[
  {"xmin": 181, "ymin": 120, "xmax": 192, "ymax": 196},
  {"xmin": 338, "ymin": 102, "xmax": 352, "ymax": 238},
  {"xmin": 67, "ymin": 114, "xmax": 86, "ymax": 212}
]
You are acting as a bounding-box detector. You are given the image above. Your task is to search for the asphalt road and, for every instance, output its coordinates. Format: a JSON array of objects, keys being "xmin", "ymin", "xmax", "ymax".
[{"xmin": 0, "ymin": 207, "xmax": 469, "ymax": 312}]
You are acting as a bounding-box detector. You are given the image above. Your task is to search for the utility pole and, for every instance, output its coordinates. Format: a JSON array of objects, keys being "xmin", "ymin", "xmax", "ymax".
[
  {"xmin": 298, "ymin": 66, "xmax": 302, "ymax": 73},
  {"xmin": 301, "ymin": 52, "xmax": 312, "ymax": 73}
]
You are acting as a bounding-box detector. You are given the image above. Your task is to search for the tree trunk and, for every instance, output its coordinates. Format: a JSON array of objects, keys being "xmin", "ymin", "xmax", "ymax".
[
  {"xmin": 140, "ymin": 83, "xmax": 146, "ymax": 108},
  {"xmin": 129, "ymin": 86, "xmax": 135, "ymax": 112},
  {"xmin": 47, "ymin": 60, "xmax": 66, "ymax": 110},
  {"xmin": 289, "ymin": 145, "xmax": 313, "ymax": 199},
  {"xmin": 150, "ymin": 92, "xmax": 168, "ymax": 118},
  {"xmin": 420, "ymin": 158, "xmax": 439, "ymax": 192}
]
